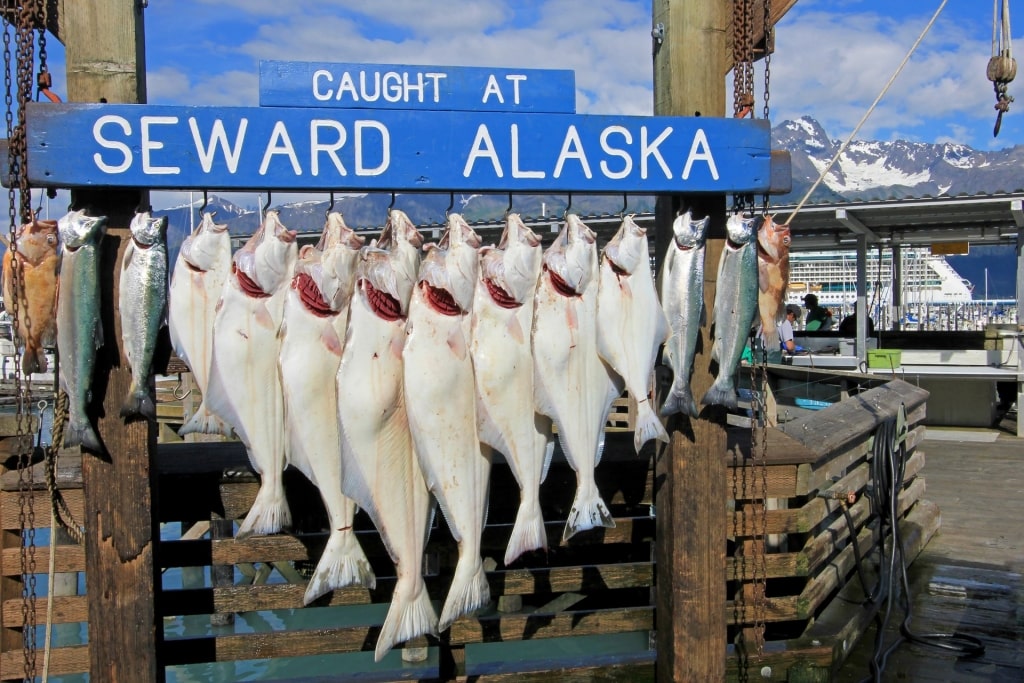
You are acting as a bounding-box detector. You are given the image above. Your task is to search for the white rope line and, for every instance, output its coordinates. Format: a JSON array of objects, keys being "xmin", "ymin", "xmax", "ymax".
[{"xmin": 784, "ymin": 0, "xmax": 949, "ymax": 225}]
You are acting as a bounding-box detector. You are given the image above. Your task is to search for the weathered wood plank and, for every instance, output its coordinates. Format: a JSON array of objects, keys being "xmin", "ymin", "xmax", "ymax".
[
  {"xmin": 0, "ymin": 644, "xmax": 88, "ymax": 678},
  {"xmin": 450, "ymin": 606, "xmax": 653, "ymax": 644},
  {"xmin": 1, "ymin": 489, "xmax": 84, "ymax": 530},
  {"xmin": 2, "ymin": 595, "xmax": 88, "ymax": 625},
  {"xmin": 726, "ymin": 462, "xmax": 799, "ymax": 498},
  {"xmin": 456, "ymin": 661, "xmax": 655, "ymax": 683},
  {"xmin": 161, "ymin": 627, "xmax": 383, "ymax": 664}
]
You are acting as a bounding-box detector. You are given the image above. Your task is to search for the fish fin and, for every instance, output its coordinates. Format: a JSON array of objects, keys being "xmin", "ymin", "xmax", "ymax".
[
  {"xmin": 438, "ymin": 556, "xmax": 490, "ymax": 632},
  {"xmin": 539, "ymin": 427, "xmax": 555, "ymax": 484},
  {"xmin": 595, "ymin": 431, "xmax": 607, "ymax": 468},
  {"xmin": 700, "ymin": 378, "xmax": 738, "ymax": 411},
  {"xmin": 236, "ymin": 478, "xmax": 291, "ymax": 538},
  {"xmin": 64, "ymin": 418, "xmax": 103, "ymax": 453},
  {"xmin": 504, "ymin": 498, "xmax": 546, "ymax": 566},
  {"xmin": 178, "ymin": 401, "xmax": 234, "ymax": 437},
  {"xmin": 660, "ymin": 382, "xmax": 698, "ymax": 419},
  {"xmin": 120, "ymin": 384, "xmax": 156, "ymax": 421},
  {"xmin": 633, "ymin": 400, "xmax": 669, "ymax": 453},
  {"xmin": 563, "ymin": 492, "xmax": 615, "ymax": 542},
  {"xmin": 699, "ymin": 301, "xmax": 707, "ymax": 328},
  {"xmin": 374, "ymin": 581, "xmax": 438, "ymax": 662},
  {"xmin": 302, "ymin": 528, "xmax": 376, "ymax": 605}
]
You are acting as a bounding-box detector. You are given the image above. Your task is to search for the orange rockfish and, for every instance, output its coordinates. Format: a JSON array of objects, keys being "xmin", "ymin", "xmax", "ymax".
[
  {"xmin": 756, "ymin": 215, "xmax": 791, "ymax": 352},
  {"xmin": 2, "ymin": 218, "xmax": 59, "ymax": 375}
]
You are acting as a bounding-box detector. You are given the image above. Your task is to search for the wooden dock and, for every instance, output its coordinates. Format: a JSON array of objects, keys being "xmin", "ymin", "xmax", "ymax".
[{"xmin": 836, "ymin": 411, "xmax": 1023, "ymax": 682}]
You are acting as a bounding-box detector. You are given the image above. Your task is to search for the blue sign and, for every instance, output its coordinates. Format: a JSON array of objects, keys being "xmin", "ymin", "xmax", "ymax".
[
  {"xmin": 259, "ymin": 60, "xmax": 576, "ymax": 113},
  {"xmin": 25, "ymin": 103, "xmax": 773, "ymax": 193}
]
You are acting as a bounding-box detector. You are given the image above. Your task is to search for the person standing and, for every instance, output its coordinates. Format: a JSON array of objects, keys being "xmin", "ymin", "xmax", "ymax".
[
  {"xmin": 802, "ymin": 293, "xmax": 834, "ymax": 331},
  {"xmin": 757, "ymin": 303, "xmax": 798, "ymax": 363}
]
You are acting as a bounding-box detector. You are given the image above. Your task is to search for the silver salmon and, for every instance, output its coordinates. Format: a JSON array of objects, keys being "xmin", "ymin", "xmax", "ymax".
[
  {"xmin": 470, "ymin": 213, "xmax": 552, "ymax": 566},
  {"xmin": 205, "ymin": 210, "xmax": 297, "ymax": 537},
  {"xmin": 169, "ymin": 212, "xmax": 233, "ymax": 437},
  {"xmin": 336, "ymin": 209, "xmax": 437, "ymax": 661},
  {"xmin": 533, "ymin": 214, "xmax": 623, "ymax": 541},
  {"xmin": 702, "ymin": 212, "xmax": 759, "ymax": 410},
  {"xmin": 118, "ymin": 211, "xmax": 169, "ymax": 420},
  {"xmin": 278, "ymin": 212, "xmax": 373, "ymax": 603},
  {"xmin": 659, "ymin": 211, "xmax": 710, "ymax": 418},
  {"xmin": 404, "ymin": 212, "xmax": 490, "ymax": 630},
  {"xmin": 56, "ymin": 210, "xmax": 108, "ymax": 451},
  {"xmin": 597, "ymin": 214, "xmax": 669, "ymax": 453}
]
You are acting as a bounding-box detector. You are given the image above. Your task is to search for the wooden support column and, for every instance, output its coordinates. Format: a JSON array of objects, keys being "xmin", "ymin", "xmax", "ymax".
[
  {"xmin": 59, "ymin": 1, "xmax": 162, "ymax": 681},
  {"xmin": 1016, "ymin": 226, "xmax": 1023, "ymax": 437},
  {"xmin": 652, "ymin": 1, "xmax": 729, "ymax": 681}
]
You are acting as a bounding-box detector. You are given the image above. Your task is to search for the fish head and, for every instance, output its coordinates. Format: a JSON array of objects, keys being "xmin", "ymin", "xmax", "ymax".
[
  {"xmin": 602, "ymin": 214, "xmax": 648, "ymax": 276},
  {"xmin": 430, "ymin": 212, "xmax": 482, "ymax": 312},
  {"xmin": 317, "ymin": 217, "xmax": 365, "ymax": 309},
  {"xmin": 57, "ymin": 209, "xmax": 107, "ymax": 251},
  {"xmin": 756, "ymin": 214, "xmax": 791, "ymax": 263},
  {"xmin": 480, "ymin": 212, "xmax": 543, "ymax": 306},
  {"xmin": 180, "ymin": 212, "xmax": 230, "ymax": 272},
  {"xmin": 234, "ymin": 210, "xmax": 297, "ymax": 295},
  {"xmin": 725, "ymin": 211, "xmax": 756, "ymax": 249},
  {"xmin": 10, "ymin": 218, "xmax": 58, "ymax": 266},
  {"xmin": 543, "ymin": 213, "xmax": 596, "ymax": 296},
  {"xmin": 129, "ymin": 211, "xmax": 168, "ymax": 248},
  {"xmin": 356, "ymin": 236, "xmax": 419, "ymax": 321},
  {"xmin": 671, "ymin": 210, "xmax": 710, "ymax": 250}
]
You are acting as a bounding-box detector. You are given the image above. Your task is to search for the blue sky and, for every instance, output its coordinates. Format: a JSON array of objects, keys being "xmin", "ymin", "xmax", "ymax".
[{"xmin": 22, "ymin": 0, "xmax": 1024, "ymax": 211}]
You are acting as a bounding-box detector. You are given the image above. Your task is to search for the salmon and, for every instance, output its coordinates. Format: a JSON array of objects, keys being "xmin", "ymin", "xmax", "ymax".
[{"xmin": 2, "ymin": 218, "xmax": 59, "ymax": 375}]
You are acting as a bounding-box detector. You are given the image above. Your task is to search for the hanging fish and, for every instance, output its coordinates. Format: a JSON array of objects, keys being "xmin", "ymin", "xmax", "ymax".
[
  {"xmin": 756, "ymin": 214, "xmax": 792, "ymax": 352},
  {"xmin": 404, "ymin": 212, "xmax": 491, "ymax": 630},
  {"xmin": 702, "ymin": 212, "xmax": 759, "ymax": 410},
  {"xmin": 596, "ymin": 214, "xmax": 670, "ymax": 452},
  {"xmin": 533, "ymin": 214, "xmax": 623, "ymax": 541},
  {"xmin": 168, "ymin": 212, "xmax": 233, "ymax": 437},
  {"xmin": 659, "ymin": 211, "xmax": 710, "ymax": 418},
  {"xmin": 470, "ymin": 212, "xmax": 553, "ymax": 566},
  {"xmin": 336, "ymin": 209, "xmax": 437, "ymax": 661},
  {"xmin": 278, "ymin": 212, "xmax": 374, "ymax": 603},
  {"xmin": 118, "ymin": 210, "xmax": 169, "ymax": 420},
  {"xmin": 1, "ymin": 217, "xmax": 59, "ymax": 375},
  {"xmin": 204, "ymin": 210, "xmax": 297, "ymax": 537},
  {"xmin": 55, "ymin": 209, "xmax": 108, "ymax": 451}
]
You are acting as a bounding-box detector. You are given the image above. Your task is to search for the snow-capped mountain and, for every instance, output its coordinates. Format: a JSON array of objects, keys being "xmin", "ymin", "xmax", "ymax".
[{"xmin": 772, "ymin": 115, "xmax": 1024, "ymax": 203}]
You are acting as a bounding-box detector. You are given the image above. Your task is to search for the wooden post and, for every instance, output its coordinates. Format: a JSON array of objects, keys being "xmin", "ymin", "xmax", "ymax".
[
  {"xmin": 58, "ymin": 1, "xmax": 162, "ymax": 681},
  {"xmin": 653, "ymin": 1, "xmax": 729, "ymax": 681}
]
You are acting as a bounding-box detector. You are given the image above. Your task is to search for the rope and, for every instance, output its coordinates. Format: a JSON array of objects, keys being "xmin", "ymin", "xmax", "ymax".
[
  {"xmin": 784, "ymin": 0, "xmax": 949, "ymax": 224},
  {"xmin": 45, "ymin": 390, "xmax": 85, "ymax": 544}
]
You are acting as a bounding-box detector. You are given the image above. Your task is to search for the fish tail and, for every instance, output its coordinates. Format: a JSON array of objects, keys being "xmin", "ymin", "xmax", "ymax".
[
  {"xmin": 64, "ymin": 418, "xmax": 103, "ymax": 453},
  {"xmin": 563, "ymin": 491, "xmax": 615, "ymax": 542},
  {"xmin": 302, "ymin": 528, "xmax": 376, "ymax": 605},
  {"xmin": 504, "ymin": 498, "xmax": 547, "ymax": 566},
  {"xmin": 236, "ymin": 480, "xmax": 291, "ymax": 538},
  {"xmin": 701, "ymin": 378, "xmax": 738, "ymax": 411},
  {"xmin": 374, "ymin": 580, "xmax": 438, "ymax": 662},
  {"xmin": 633, "ymin": 400, "xmax": 670, "ymax": 453},
  {"xmin": 660, "ymin": 382, "xmax": 698, "ymax": 419},
  {"xmin": 120, "ymin": 385, "xmax": 156, "ymax": 421},
  {"xmin": 438, "ymin": 556, "xmax": 490, "ymax": 632},
  {"xmin": 179, "ymin": 402, "xmax": 234, "ymax": 438}
]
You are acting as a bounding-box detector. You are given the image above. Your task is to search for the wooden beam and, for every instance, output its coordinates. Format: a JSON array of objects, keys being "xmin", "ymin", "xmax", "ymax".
[
  {"xmin": 60, "ymin": 1, "xmax": 161, "ymax": 682},
  {"xmin": 653, "ymin": 1, "xmax": 729, "ymax": 681}
]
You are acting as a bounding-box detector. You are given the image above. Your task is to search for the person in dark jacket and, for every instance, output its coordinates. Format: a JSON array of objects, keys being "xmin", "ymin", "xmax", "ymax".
[{"xmin": 802, "ymin": 294, "xmax": 834, "ymax": 330}]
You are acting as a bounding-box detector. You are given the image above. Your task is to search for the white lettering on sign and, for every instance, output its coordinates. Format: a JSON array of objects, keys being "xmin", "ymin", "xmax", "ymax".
[
  {"xmin": 463, "ymin": 124, "xmax": 503, "ymax": 178},
  {"xmin": 553, "ymin": 125, "xmax": 592, "ymax": 179},
  {"xmin": 681, "ymin": 129, "xmax": 719, "ymax": 180},
  {"xmin": 354, "ymin": 120, "xmax": 390, "ymax": 176},
  {"xmin": 641, "ymin": 126, "xmax": 672, "ymax": 180},
  {"xmin": 312, "ymin": 68, "xmax": 448, "ymax": 104},
  {"xmin": 141, "ymin": 116, "xmax": 180, "ymax": 175},
  {"xmin": 311, "ymin": 119, "xmax": 347, "ymax": 176},
  {"xmin": 510, "ymin": 124, "xmax": 544, "ymax": 179},
  {"xmin": 259, "ymin": 121, "xmax": 302, "ymax": 176},
  {"xmin": 93, "ymin": 115, "xmax": 133, "ymax": 174},
  {"xmin": 481, "ymin": 74, "xmax": 529, "ymax": 105},
  {"xmin": 190, "ymin": 118, "xmax": 248, "ymax": 174},
  {"xmin": 599, "ymin": 126, "xmax": 632, "ymax": 179}
]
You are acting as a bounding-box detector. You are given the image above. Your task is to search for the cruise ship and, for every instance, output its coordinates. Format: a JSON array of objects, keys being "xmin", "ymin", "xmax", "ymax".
[{"xmin": 785, "ymin": 248, "xmax": 974, "ymax": 311}]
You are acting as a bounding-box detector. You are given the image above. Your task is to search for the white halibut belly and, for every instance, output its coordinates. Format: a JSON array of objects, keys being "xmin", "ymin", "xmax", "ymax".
[{"xmin": 168, "ymin": 260, "xmax": 226, "ymax": 395}]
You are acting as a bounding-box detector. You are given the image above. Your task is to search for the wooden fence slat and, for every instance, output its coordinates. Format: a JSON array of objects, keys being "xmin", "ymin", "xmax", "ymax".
[
  {"xmin": 450, "ymin": 606, "xmax": 654, "ymax": 645},
  {"xmin": 1, "ymin": 595, "xmax": 88, "ymax": 625},
  {"xmin": 0, "ymin": 644, "xmax": 89, "ymax": 678}
]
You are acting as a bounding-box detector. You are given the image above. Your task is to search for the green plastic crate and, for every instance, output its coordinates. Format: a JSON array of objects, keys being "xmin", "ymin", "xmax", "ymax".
[{"xmin": 867, "ymin": 348, "xmax": 902, "ymax": 369}]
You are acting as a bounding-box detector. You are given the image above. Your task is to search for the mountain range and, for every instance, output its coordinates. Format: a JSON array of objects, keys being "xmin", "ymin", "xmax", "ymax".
[{"xmin": 152, "ymin": 115, "xmax": 1020, "ymax": 298}]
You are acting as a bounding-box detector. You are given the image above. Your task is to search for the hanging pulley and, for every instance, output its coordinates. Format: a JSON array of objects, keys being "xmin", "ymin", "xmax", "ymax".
[{"xmin": 988, "ymin": 0, "xmax": 1016, "ymax": 136}]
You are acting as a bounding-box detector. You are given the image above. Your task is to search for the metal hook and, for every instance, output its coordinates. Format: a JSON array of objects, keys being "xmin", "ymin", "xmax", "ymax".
[
  {"xmin": 173, "ymin": 373, "xmax": 192, "ymax": 401},
  {"xmin": 620, "ymin": 193, "xmax": 628, "ymax": 218},
  {"xmin": 504, "ymin": 192, "xmax": 513, "ymax": 218},
  {"xmin": 199, "ymin": 190, "xmax": 208, "ymax": 215},
  {"xmin": 563, "ymin": 192, "xmax": 573, "ymax": 219},
  {"xmin": 263, "ymin": 192, "xmax": 273, "ymax": 214},
  {"xmin": 326, "ymin": 191, "xmax": 335, "ymax": 218},
  {"xmin": 387, "ymin": 191, "xmax": 396, "ymax": 214},
  {"xmin": 445, "ymin": 192, "xmax": 455, "ymax": 218}
]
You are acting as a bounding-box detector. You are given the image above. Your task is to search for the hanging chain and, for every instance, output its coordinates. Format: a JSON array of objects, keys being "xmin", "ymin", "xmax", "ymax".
[
  {"xmin": 732, "ymin": 0, "xmax": 755, "ymax": 118},
  {"xmin": 761, "ymin": 0, "xmax": 772, "ymax": 213}
]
